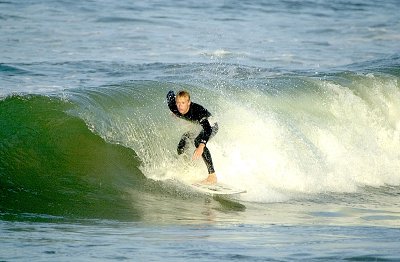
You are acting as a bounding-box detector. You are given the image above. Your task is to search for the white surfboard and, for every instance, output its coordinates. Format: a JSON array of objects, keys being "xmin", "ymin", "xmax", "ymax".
[{"xmin": 190, "ymin": 182, "xmax": 246, "ymax": 195}]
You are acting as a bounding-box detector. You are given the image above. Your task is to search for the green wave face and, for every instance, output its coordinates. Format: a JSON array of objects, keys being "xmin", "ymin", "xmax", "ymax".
[{"xmin": 0, "ymin": 95, "xmax": 145, "ymax": 221}]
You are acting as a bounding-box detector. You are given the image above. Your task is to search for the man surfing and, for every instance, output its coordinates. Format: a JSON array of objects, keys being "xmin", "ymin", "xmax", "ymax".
[{"xmin": 166, "ymin": 90, "xmax": 218, "ymax": 184}]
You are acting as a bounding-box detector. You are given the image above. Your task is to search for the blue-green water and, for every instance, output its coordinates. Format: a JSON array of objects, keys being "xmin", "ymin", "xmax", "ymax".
[{"xmin": 1, "ymin": 0, "xmax": 400, "ymax": 261}]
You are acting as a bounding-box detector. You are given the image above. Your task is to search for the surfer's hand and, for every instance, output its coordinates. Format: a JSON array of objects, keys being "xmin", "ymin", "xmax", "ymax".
[
  {"xmin": 192, "ymin": 143, "xmax": 205, "ymax": 160},
  {"xmin": 166, "ymin": 90, "xmax": 175, "ymax": 101}
]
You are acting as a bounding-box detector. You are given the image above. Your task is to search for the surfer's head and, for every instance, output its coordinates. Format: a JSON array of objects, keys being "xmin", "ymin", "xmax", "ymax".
[{"xmin": 176, "ymin": 90, "xmax": 191, "ymax": 115}]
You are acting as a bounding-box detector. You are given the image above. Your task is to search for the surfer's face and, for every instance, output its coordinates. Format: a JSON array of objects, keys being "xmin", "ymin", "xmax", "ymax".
[{"xmin": 176, "ymin": 96, "xmax": 191, "ymax": 114}]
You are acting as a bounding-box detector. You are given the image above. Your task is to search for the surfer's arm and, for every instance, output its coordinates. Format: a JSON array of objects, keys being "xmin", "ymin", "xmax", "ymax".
[
  {"xmin": 166, "ymin": 90, "xmax": 176, "ymax": 111},
  {"xmin": 199, "ymin": 117, "xmax": 212, "ymax": 144},
  {"xmin": 166, "ymin": 90, "xmax": 180, "ymax": 116},
  {"xmin": 192, "ymin": 143, "xmax": 205, "ymax": 160},
  {"xmin": 192, "ymin": 118, "xmax": 211, "ymax": 160}
]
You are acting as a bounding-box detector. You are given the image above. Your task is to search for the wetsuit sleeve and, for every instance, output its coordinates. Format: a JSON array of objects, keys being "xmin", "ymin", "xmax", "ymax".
[
  {"xmin": 199, "ymin": 117, "xmax": 213, "ymax": 144},
  {"xmin": 166, "ymin": 90, "xmax": 178, "ymax": 114}
]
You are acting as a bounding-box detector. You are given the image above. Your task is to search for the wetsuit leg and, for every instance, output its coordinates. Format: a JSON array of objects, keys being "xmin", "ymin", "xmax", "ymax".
[
  {"xmin": 177, "ymin": 132, "xmax": 191, "ymax": 155},
  {"xmin": 194, "ymin": 132, "xmax": 215, "ymax": 174}
]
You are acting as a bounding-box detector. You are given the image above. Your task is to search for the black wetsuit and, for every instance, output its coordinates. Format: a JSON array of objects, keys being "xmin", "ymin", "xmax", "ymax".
[{"xmin": 166, "ymin": 91, "xmax": 218, "ymax": 174}]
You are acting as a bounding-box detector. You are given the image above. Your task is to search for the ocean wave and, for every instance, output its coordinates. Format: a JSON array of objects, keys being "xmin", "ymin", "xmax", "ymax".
[
  {"xmin": 0, "ymin": 63, "xmax": 32, "ymax": 76},
  {"xmin": 1, "ymin": 68, "xmax": 400, "ymax": 219},
  {"xmin": 0, "ymin": 95, "xmax": 147, "ymax": 220},
  {"xmin": 64, "ymin": 71, "xmax": 400, "ymax": 201}
]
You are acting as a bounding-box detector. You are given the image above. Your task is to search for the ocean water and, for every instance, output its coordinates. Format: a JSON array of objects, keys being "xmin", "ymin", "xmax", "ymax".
[{"xmin": 1, "ymin": 0, "xmax": 400, "ymax": 261}]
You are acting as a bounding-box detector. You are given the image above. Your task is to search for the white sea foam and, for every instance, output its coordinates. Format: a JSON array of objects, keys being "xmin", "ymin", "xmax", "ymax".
[{"xmin": 71, "ymin": 73, "xmax": 400, "ymax": 203}]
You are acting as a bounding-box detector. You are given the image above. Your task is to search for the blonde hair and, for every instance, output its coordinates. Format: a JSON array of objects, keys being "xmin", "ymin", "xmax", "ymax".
[{"xmin": 176, "ymin": 90, "xmax": 190, "ymax": 101}]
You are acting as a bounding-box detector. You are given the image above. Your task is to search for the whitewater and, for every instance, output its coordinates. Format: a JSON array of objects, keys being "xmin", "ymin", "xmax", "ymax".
[{"xmin": 1, "ymin": 0, "xmax": 400, "ymax": 261}]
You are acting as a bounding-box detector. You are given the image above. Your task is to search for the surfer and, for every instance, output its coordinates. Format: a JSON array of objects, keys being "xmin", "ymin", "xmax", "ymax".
[{"xmin": 166, "ymin": 90, "xmax": 218, "ymax": 184}]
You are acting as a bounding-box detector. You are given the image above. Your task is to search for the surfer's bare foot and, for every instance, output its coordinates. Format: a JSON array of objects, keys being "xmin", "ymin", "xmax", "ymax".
[{"xmin": 201, "ymin": 173, "xmax": 217, "ymax": 185}]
